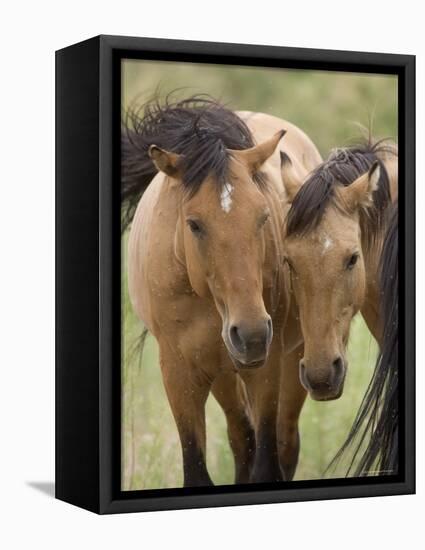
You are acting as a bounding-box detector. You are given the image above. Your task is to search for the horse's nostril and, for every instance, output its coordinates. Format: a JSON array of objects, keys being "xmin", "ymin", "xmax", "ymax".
[
  {"xmin": 332, "ymin": 357, "xmax": 344, "ymax": 374},
  {"xmin": 229, "ymin": 324, "xmax": 244, "ymax": 353},
  {"xmin": 229, "ymin": 320, "xmax": 271, "ymax": 361}
]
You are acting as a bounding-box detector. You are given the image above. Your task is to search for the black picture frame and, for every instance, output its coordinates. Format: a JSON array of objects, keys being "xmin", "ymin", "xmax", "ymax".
[{"xmin": 56, "ymin": 34, "xmax": 415, "ymax": 514}]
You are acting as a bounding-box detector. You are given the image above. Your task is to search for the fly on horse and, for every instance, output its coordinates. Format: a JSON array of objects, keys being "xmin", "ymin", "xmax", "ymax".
[
  {"xmin": 276, "ymin": 140, "xmax": 398, "ymax": 479},
  {"xmin": 122, "ymin": 95, "xmax": 322, "ymax": 486}
]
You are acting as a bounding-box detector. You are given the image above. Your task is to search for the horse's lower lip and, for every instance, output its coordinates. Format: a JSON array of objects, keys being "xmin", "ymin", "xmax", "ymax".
[
  {"xmin": 223, "ymin": 338, "xmax": 268, "ymax": 369},
  {"xmin": 231, "ymin": 357, "xmax": 266, "ymax": 370},
  {"xmin": 311, "ymin": 394, "xmax": 340, "ymax": 402},
  {"xmin": 310, "ymin": 387, "xmax": 344, "ymax": 401}
]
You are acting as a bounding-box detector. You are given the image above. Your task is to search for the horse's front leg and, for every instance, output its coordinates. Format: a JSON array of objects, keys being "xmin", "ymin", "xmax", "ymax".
[
  {"xmin": 211, "ymin": 370, "xmax": 256, "ymax": 484},
  {"xmin": 277, "ymin": 344, "xmax": 307, "ymax": 481},
  {"xmin": 240, "ymin": 339, "xmax": 283, "ymax": 483},
  {"xmin": 159, "ymin": 341, "xmax": 213, "ymax": 487}
]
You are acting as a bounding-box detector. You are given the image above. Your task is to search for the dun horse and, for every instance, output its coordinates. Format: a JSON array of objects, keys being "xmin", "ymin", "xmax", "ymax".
[
  {"xmin": 123, "ymin": 96, "xmax": 322, "ymax": 486},
  {"xmin": 277, "ymin": 141, "xmax": 397, "ymax": 479}
]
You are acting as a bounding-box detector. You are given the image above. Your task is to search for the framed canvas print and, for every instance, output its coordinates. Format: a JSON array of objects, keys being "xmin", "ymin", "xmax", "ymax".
[{"xmin": 55, "ymin": 35, "xmax": 415, "ymax": 514}]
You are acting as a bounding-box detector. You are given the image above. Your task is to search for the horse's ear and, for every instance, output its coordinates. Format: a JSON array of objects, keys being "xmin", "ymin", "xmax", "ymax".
[
  {"xmin": 280, "ymin": 152, "xmax": 307, "ymax": 202},
  {"xmin": 339, "ymin": 162, "xmax": 381, "ymax": 211},
  {"xmin": 231, "ymin": 130, "xmax": 286, "ymax": 173},
  {"xmin": 149, "ymin": 145, "xmax": 182, "ymax": 178}
]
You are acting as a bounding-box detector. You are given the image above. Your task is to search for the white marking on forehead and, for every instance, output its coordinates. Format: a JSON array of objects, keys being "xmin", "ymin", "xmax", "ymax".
[
  {"xmin": 220, "ymin": 183, "xmax": 233, "ymax": 213},
  {"xmin": 321, "ymin": 234, "xmax": 334, "ymax": 254}
]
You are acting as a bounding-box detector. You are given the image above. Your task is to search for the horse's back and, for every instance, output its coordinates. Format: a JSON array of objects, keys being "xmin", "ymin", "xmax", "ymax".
[{"xmin": 237, "ymin": 111, "xmax": 322, "ymax": 172}]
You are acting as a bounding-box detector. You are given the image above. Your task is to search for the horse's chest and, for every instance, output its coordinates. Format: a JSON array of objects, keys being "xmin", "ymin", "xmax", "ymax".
[{"xmin": 151, "ymin": 291, "xmax": 226, "ymax": 364}]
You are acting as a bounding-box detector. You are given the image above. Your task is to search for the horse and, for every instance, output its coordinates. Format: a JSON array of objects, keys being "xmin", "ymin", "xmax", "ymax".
[
  {"xmin": 275, "ymin": 140, "xmax": 398, "ymax": 480},
  {"xmin": 122, "ymin": 95, "xmax": 322, "ymax": 486},
  {"xmin": 329, "ymin": 202, "xmax": 399, "ymax": 476}
]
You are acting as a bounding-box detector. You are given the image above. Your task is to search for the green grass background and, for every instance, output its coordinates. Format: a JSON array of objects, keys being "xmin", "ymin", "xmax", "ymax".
[{"xmin": 121, "ymin": 60, "xmax": 397, "ymax": 490}]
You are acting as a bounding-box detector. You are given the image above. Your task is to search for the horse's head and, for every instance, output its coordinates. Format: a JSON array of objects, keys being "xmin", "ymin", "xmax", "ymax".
[
  {"xmin": 282, "ymin": 150, "xmax": 386, "ymax": 401},
  {"xmin": 149, "ymin": 131, "xmax": 284, "ymax": 369}
]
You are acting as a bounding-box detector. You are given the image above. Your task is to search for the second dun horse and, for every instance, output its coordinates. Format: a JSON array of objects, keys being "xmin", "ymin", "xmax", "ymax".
[
  {"xmin": 122, "ymin": 96, "xmax": 322, "ymax": 486},
  {"xmin": 277, "ymin": 140, "xmax": 398, "ymax": 478}
]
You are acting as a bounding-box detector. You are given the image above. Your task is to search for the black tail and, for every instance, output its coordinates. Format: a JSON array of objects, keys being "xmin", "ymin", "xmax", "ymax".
[{"xmin": 328, "ymin": 203, "xmax": 398, "ymax": 476}]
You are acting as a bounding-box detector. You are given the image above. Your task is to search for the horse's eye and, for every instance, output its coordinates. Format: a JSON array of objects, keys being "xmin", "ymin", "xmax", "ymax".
[
  {"xmin": 187, "ymin": 219, "xmax": 203, "ymax": 236},
  {"xmin": 346, "ymin": 253, "xmax": 359, "ymax": 270}
]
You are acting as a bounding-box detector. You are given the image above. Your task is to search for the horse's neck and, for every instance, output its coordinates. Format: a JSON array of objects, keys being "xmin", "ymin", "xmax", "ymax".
[
  {"xmin": 361, "ymin": 215, "xmax": 390, "ymax": 346},
  {"xmin": 150, "ymin": 175, "xmax": 193, "ymax": 293},
  {"xmin": 262, "ymin": 171, "xmax": 290, "ymax": 318},
  {"xmin": 265, "ymin": 178, "xmax": 286, "ymax": 255},
  {"xmin": 361, "ymin": 240, "xmax": 384, "ymax": 345}
]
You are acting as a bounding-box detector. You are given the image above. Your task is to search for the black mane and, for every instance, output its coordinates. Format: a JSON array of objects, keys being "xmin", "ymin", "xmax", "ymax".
[
  {"xmin": 286, "ymin": 140, "xmax": 395, "ymax": 248},
  {"xmin": 122, "ymin": 94, "xmax": 264, "ymax": 230}
]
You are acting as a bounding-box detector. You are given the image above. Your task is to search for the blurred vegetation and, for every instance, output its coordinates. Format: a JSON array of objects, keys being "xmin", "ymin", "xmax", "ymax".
[
  {"xmin": 121, "ymin": 60, "xmax": 397, "ymax": 490},
  {"xmin": 122, "ymin": 60, "xmax": 397, "ymax": 155}
]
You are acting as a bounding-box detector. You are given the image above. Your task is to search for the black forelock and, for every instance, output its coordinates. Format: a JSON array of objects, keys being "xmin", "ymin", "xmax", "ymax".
[{"xmin": 286, "ymin": 140, "xmax": 395, "ymax": 248}]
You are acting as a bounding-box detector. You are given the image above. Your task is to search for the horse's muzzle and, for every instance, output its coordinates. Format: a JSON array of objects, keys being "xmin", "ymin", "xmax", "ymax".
[
  {"xmin": 224, "ymin": 316, "xmax": 273, "ymax": 369},
  {"xmin": 299, "ymin": 356, "xmax": 346, "ymax": 401}
]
